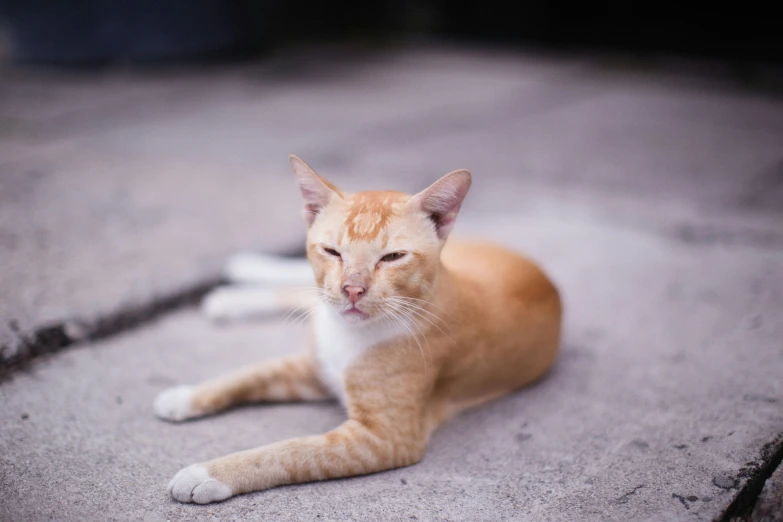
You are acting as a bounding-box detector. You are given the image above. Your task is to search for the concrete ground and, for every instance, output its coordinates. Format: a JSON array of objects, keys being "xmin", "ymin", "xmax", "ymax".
[{"xmin": 1, "ymin": 45, "xmax": 782, "ymax": 521}]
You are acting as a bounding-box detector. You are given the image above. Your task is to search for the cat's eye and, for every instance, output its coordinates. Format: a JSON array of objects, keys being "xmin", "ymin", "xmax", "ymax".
[
  {"xmin": 380, "ymin": 252, "xmax": 406, "ymax": 262},
  {"xmin": 323, "ymin": 247, "xmax": 341, "ymax": 258}
]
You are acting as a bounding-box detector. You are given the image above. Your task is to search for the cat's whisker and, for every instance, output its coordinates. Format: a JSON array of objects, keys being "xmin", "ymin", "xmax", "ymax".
[
  {"xmin": 386, "ymin": 300, "xmax": 455, "ymax": 343},
  {"xmin": 388, "ymin": 295, "xmax": 452, "ymax": 317},
  {"xmin": 283, "ymin": 295, "xmax": 324, "ymax": 327},
  {"xmin": 383, "ymin": 306, "xmax": 429, "ymax": 371},
  {"xmin": 386, "ymin": 297, "xmax": 451, "ymax": 327},
  {"xmin": 407, "ymin": 311, "xmax": 435, "ymax": 368},
  {"xmin": 385, "ymin": 304, "xmax": 433, "ymax": 369},
  {"xmin": 395, "ymin": 310, "xmax": 430, "ymax": 372},
  {"xmin": 282, "ymin": 296, "xmax": 319, "ymax": 323},
  {"xmin": 284, "ymin": 307, "xmax": 311, "ymax": 328},
  {"xmin": 385, "ymin": 303, "xmax": 437, "ymax": 364},
  {"xmin": 418, "ymin": 285, "xmax": 443, "ymax": 306},
  {"xmin": 277, "ymin": 286, "xmax": 327, "ymax": 326},
  {"xmin": 378, "ymin": 309, "xmax": 395, "ymax": 332},
  {"xmin": 283, "ymin": 300, "xmax": 311, "ymax": 323},
  {"xmin": 386, "ymin": 299, "xmax": 453, "ymax": 342},
  {"xmin": 289, "ymin": 307, "xmax": 319, "ymax": 328},
  {"xmin": 291, "ymin": 287, "xmax": 328, "ymax": 297},
  {"xmin": 394, "ymin": 299, "xmax": 450, "ymax": 320}
]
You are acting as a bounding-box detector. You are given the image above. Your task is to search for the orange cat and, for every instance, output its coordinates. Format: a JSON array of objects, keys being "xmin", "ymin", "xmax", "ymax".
[{"xmin": 153, "ymin": 155, "xmax": 562, "ymax": 504}]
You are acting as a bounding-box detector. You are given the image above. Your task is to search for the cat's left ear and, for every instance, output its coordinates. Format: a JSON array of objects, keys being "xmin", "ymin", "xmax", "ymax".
[
  {"xmin": 289, "ymin": 154, "xmax": 343, "ymax": 227},
  {"xmin": 410, "ymin": 169, "xmax": 472, "ymax": 240}
]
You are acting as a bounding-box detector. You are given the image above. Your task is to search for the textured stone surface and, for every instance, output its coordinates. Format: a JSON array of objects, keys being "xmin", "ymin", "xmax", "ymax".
[
  {"xmin": 0, "ymin": 47, "xmax": 588, "ymax": 361},
  {"xmin": 1, "ymin": 195, "xmax": 783, "ymax": 521},
  {"xmin": 753, "ymin": 464, "xmax": 783, "ymax": 522},
  {"xmin": 4, "ymin": 46, "xmax": 783, "ymax": 360},
  {"xmin": 1, "ymin": 45, "xmax": 783, "ymax": 521}
]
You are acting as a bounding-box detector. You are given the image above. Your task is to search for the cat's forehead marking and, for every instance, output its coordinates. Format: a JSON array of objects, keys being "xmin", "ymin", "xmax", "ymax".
[{"xmin": 343, "ymin": 191, "xmax": 408, "ymax": 242}]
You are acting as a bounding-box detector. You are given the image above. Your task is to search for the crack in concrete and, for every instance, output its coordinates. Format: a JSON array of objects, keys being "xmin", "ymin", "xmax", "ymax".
[
  {"xmin": 670, "ymin": 223, "xmax": 783, "ymax": 251},
  {"xmin": 672, "ymin": 493, "xmax": 691, "ymax": 510},
  {"xmin": 718, "ymin": 433, "xmax": 783, "ymax": 522},
  {"xmin": 615, "ymin": 484, "xmax": 645, "ymax": 504},
  {"xmin": 0, "ymin": 245, "xmax": 308, "ymax": 379},
  {"xmin": 0, "ymin": 276, "xmax": 222, "ymax": 380}
]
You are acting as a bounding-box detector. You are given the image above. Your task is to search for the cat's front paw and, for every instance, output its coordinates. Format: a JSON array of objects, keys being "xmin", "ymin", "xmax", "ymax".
[
  {"xmin": 168, "ymin": 464, "xmax": 233, "ymax": 504},
  {"xmin": 153, "ymin": 385, "xmax": 199, "ymax": 422}
]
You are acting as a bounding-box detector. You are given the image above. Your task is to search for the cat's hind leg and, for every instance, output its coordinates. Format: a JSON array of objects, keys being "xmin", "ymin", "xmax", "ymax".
[
  {"xmin": 202, "ymin": 251, "xmax": 317, "ymax": 322},
  {"xmin": 201, "ymin": 284, "xmax": 317, "ymax": 322},
  {"xmin": 154, "ymin": 352, "xmax": 330, "ymax": 422}
]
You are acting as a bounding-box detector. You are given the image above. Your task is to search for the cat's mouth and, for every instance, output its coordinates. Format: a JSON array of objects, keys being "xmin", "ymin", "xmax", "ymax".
[{"xmin": 341, "ymin": 305, "xmax": 370, "ymax": 321}]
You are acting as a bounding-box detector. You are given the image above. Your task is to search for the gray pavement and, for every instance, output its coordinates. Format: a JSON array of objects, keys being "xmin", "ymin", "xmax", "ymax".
[
  {"xmin": 1, "ymin": 46, "xmax": 586, "ymax": 361},
  {"xmin": 754, "ymin": 463, "xmax": 783, "ymax": 521},
  {"xmin": 1, "ymin": 45, "xmax": 782, "ymax": 521}
]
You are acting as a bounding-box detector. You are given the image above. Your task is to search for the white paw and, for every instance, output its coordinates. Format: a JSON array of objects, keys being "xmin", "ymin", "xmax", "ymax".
[
  {"xmin": 201, "ymin": 287, "xmax": 242, "ymax": 321},
  {"xmin": 153, "ymin": 385, "xmax": 198, "ymax": 421},
  {"xmin": 201, "ymin": 285, "xmax": 278, "ymax": 322},
  {"xmin": 225, "ymin": 252, "xmax": 277, "ymax": 283},
  {"xmin": 168, "ymin": 464, "xmax": 232, "ymax": 504},
  {"xmin": 225, "ymin": 252, "xmax": 313, "ymax": 285}
]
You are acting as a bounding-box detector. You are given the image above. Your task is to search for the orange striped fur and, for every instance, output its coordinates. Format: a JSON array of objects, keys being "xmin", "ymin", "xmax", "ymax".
[{"xmin": 156, "ymin": 155, "xmax": 562, "ymax": 504}]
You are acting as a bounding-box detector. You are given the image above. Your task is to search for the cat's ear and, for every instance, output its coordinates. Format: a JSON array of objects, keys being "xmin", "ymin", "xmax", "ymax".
[
  {"xmin": 411, "ymin": 169, "xmax": 472, "ymax": 240},
  {"xmin": 289, "ymin": 154, "xmax": 343, "ymax": 227}
]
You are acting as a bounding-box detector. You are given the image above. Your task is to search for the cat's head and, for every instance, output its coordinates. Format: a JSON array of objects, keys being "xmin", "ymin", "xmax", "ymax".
[{"xmin": 289, "ymin": 154, "xmax": 471, "ymax": 326}]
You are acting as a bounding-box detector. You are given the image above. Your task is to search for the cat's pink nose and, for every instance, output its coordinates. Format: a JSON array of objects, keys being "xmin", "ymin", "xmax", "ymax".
[{"xmin": 342, "ymin": 285, "xmax": 366, "ymax": 304}]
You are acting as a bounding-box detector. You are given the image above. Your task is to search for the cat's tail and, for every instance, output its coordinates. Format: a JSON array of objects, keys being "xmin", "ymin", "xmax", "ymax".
[{"xmin": 201, "ymin": 252, "xmax": 317, "ymax": 322}]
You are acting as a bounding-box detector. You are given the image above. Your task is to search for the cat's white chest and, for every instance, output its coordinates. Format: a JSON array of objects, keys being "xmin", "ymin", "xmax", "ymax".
[{"xmin": 313, "ymin": 304, "xmax": 403, "ymax": 404}]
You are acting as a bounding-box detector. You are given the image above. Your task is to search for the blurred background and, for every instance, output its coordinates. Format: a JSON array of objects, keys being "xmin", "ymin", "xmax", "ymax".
[
  {"xmin": 0, "ymin": 0, "xmax": 783, "ymax": 353},
  {"xmin": 1, "ymin": 0, "xmax": 783, "ymax": 360},
  {"xmin": 1, "ymin": 1, "xmax": 782, "ymax": 67},
  {"xmin": 2, "ymin": 4, "xmax": 783, "ymax": 521}
]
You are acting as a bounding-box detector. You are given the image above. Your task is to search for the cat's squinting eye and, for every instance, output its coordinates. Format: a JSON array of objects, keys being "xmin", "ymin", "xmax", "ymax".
[
  {"xmin": 323, "ymin": 247, "xmax": 341, "ymax": 258},
  {"xmin": 380, "ymin": 252, "xmax": 406, "ymax": 262}
]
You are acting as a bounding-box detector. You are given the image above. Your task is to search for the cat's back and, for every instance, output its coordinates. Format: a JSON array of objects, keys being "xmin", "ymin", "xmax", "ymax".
[
  {"xmin": 441, "ymin": 239, "xmax": 560, "ymax": 308},
  {"xmin": 431, "ymin": 238, "xmax": 562, "ymax": 405}
]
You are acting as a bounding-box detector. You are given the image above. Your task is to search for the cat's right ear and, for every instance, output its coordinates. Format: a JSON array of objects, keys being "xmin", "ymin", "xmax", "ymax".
[{"xmin": 289, "ymin": 155, "xmax": 343, "ymax": 227}]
